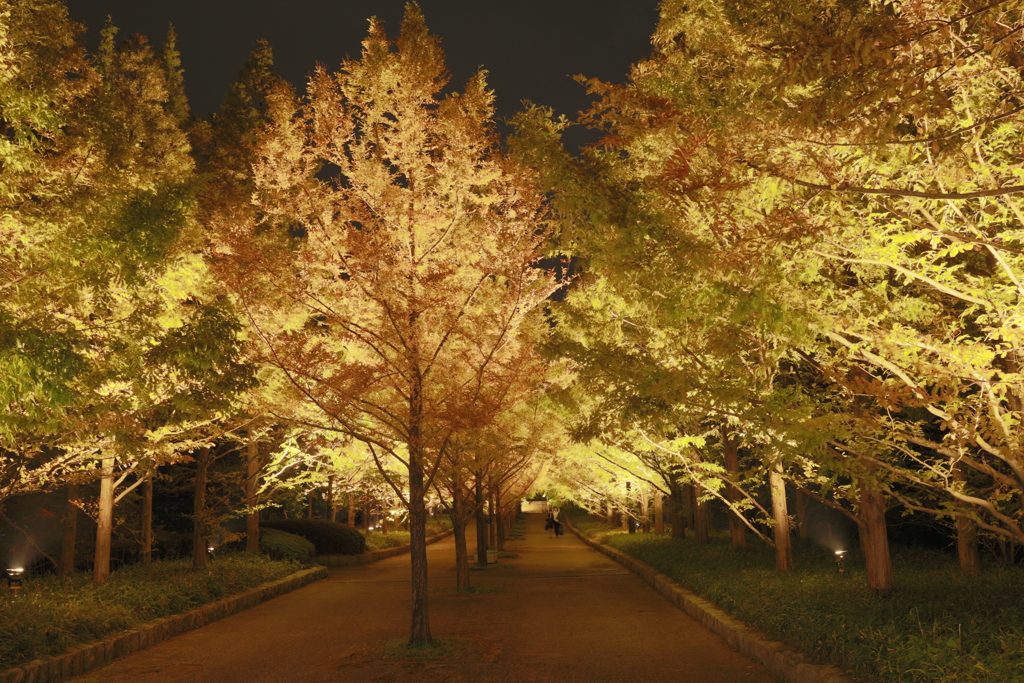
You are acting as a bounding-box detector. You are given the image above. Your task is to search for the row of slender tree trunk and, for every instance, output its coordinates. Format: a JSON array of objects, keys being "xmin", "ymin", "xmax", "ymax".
[
  {"xmin": 59, "ymin": 442, "xmax": 260, "ymax": 583},
  {"xmin": 606, "ymin": 455, "xmax": 988, "ymax": 592}
]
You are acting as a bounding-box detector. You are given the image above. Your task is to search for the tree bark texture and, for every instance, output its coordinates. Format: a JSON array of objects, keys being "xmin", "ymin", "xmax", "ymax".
[
  {"xmin": 488, "ymin": 490, "xmax": 498, "ymax": 547},
  {"xmin": 769, "ymin": 466, "xmax": 792, "ymax": 571},
  {"xmin": 475, "ymin": 476, "xmax": 488, "ymax": 566},
  {"xmin": 639, "ymin": 487, "xmax": 649, "ymax": 532},
  {"xmin": 622, "ymin": 481, "xmax": 630, "ymax": 532},
  {"xmin": 953, "ymin": 463, "xmax": 980, "ymax": 574},
  {"xmin": 245, "ymin": 439, "xmax": 261, "ymax": 552},
  {"xmin": 495, "ymin": 493, "xmax": 506, "ymax": 551},
  {"xmin": 59, "ymin": 483, "xmax": 78, "ymax": 577},
  {"xmin": 141, "ymin": 476, "xmax": 153, "ymax": 563},
  {"xmin": 406, "ymin": 374, "xmax": 432, "ymax": 645},
  {"xmin": 654, "ymin": 492, "xmax": 664, "ymax": 534},
  {"xmin": 957, "ymin": 514, "xmax": 981, "ymax": 574},
  {"xmin": 858, "ymin": 467, "xmax": 894, "ymax": 591},
  {"xmin": 93, "ymin": 457, "xmax": 115, "ymax": 584},
  {"xmin": 451, "ymin": 483, "xmax": 471, "ymax": 591},
  {"xmin": 722, "ymin": 432, "xmax": 747, "ymax": 548},
  {"xmin": 192, "ymin": 448, "xmax": 210, "ymax": 571}
]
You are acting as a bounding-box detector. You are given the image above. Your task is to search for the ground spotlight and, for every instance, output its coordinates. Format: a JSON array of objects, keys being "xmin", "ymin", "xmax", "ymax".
[
  {"xmin": 834, "ymin": 550, "xmax": 848, "ymax": 575},
  {"xmin": 5, "ymin": 567, "xmax": 24, "ymax": 591}
]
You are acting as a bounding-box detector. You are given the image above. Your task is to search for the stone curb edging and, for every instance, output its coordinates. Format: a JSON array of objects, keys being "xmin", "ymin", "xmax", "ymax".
[
  {"xmin": 565, "ymin": 519, "xmax": 854, "ymax": 683},
  {"xmin": 0, "ymin": 566, "xmax": 328, "ymax": 683},
  {"xmin": 315, "ymin": 528, "xmax": 455, "ymax": 567}
]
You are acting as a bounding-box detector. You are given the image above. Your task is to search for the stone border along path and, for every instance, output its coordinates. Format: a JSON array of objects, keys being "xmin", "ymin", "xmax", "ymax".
[
  {"xmin": 0, "ymin": 528, "xmax": 454, "ymax": 683},
  {"xmin": 565, "ymin": 518, "xmax": 856, "ymax": 683}
]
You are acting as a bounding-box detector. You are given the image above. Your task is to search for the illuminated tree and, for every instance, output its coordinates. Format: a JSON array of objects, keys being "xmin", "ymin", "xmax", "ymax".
[
  {"xmin": 522, "ymin": 0, "xmax": 1024, "ymax": 590},
  {"xmin": 219, "ymin": 5, "xmax": 554, "ymax": 644}
]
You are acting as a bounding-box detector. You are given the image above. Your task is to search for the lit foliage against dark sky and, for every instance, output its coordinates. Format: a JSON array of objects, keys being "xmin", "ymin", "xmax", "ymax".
[{"xmin": 64, "ymin": 0, "xmax": 658, "ymax": 127}]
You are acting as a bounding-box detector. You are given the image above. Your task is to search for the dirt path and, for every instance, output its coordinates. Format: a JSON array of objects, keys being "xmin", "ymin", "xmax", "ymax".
[{"xmin": 69, "ymin": 513, "xmax": 775, "ymax": 682}]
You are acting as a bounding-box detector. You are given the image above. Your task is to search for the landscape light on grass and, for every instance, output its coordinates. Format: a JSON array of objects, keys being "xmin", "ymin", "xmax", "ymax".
[
  {"xmin": 5, "ymin": 567, "xmax": 24, "ymax": 591},
  {"xmin": 834, "ymin": 550, "xmax": 848, "ymax": 575}
]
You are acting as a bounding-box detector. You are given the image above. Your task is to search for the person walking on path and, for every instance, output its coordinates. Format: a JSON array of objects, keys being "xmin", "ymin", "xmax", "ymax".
[
  {"xmin": 546, "ymin": 509, "xmax": 555, "ymax": 538},
  {"xmin": 551, "ymin": 506, "xmax": 563, "ymax": 537}
]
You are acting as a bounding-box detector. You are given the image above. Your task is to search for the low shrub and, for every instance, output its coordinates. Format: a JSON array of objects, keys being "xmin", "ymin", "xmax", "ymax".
[
  {"xmin": 261, "ymin": 519, "xmax": 366, "ymax": 555},
  {"xmin": 363, "ymin": 521, "xmax": 451, "ymax": 551},
  {"xmin": 0, "ymin": 554, "xmax": 300, "ymax": 669},
  {"xmin": 260, "ymin": 528, "xmax": 315, "ymax": 562},
  {"xmin": 425, "ymin": 519, "xmax": 452, "ymax": 536},
  {"xmin": 566, "ymin": 508, "xmax": 1024, "ymax": 683},
  {"xmin": 365, "ymin": 531, "xmax": 410, "ymax": 551}
]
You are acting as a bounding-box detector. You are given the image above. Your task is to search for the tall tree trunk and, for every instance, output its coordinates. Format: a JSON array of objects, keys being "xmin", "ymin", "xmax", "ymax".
[
  {"xmin": 475, "ymin": 475, "xmax": 488, "ymax": 566},
  {"xmin": 795, "ymin": 489, "xmax": 808, "ymax": 541},
  {"xmin": 327, "ymin": 475, "xmax": 336, "ymax": 522},
  {"xmin": 956, "ymin": 513, "xmax": 981, "ymax": 574},
  {"xmin": 406, "ymin": 379, "xmax": 432, "ymax": 645},
  {"xmin": 654, "ymin": 491, "xmax": 664, "ymax": 534},
  {"xmin": 606, "ymin": 499, "xmax": 614, "ymax": 525},
  {"xmin": 347, "ymin": 494, "xmax": 356, "ymax": 527},
  {"xmin": 692, "ymin": 483, "xmax": 710, "ymax": 544},
  {"xmin": 669, "ymin": 485, "xmax": 686, "ymax": 538},
  {"xmin": 858, "ymin": 464, "xmax": 893, "ymax": 591},
  {"xmin": 769, "ymin": 465, "xmax": 792, "ymax": 571},
  {"xmin": 408, "ymin": 463, "xmax": 431, "ymax": 644},
  {"xmin": 952, "ymin": 463, "xmax": 980, "ymax": 574},
  {"xmin": 60, "ymin": 483, "xmax": 78, "ymax": 577},
  {"xmin": 307, "ymin": 491, "xmax": 314, "ymax": 519},
  {"xmin": 488, "ymin": 490, "xmax": 497, "ymax": 547},
  {"xmin": 681, "ymin": 482, "xmax": 696, "ymax": 532},
  {"xmin": 722, "ymin": 431, "xmax": 747, "ymax": 548},
  {"xmin": 639, "ymin": 487, "xmax": 649, "ymax": 532},
  {"xmin": 93, "ymin": 456, "xmax": 115, "ymax": 585},
  {"xmin": 245, "ymin": 439, "xmax": 260, "ymax": 552},
  {"xmin": 192, "ymin": 448, "xmax": 211, "ymax": 571},
  {"xmin": 495, "ymin": 491, "xmax": 506, "ymax": 551},
  {"xmin": 626, "ymin": 481, "xmax": 635, "ymax": 533},
  {"xmin": 451, "ymin": 482, "xmax": 471, "ymax": 591},
  {"xmin": 140, "ymin": 476, "xmax": 153, "ymax": 563}
]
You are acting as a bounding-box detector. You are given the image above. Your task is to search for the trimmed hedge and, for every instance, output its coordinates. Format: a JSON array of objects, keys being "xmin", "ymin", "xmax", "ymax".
[
  {"xmin": 260, "ymin": 519, "xmax": 366, "ymax": 555},
  {"xmin": 260, "ymin": 527, "xmax": 315, "ymax": 562}
]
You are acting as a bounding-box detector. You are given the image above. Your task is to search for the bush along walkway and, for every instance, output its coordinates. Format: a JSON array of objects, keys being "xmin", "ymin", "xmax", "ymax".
[
  {"xmin": 316, "ymin": 526, "xmax": 454, "ymax": 566},
  {"xmin": 564, "ymin": 515, "xmax": 852, "ymax": 683},
  {"xmin": 0, "ymin": 563, "xmax": 326, "ymax": 683}
]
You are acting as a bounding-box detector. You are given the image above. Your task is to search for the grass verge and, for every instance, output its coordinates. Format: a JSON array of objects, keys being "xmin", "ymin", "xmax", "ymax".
[
  {"xmin": 567, "ymin": 509, "xmax": 1024, "ymax": 683},
  {"xmin": 0, "ymin": 553, "xmax": 301, "ymax": 670}
]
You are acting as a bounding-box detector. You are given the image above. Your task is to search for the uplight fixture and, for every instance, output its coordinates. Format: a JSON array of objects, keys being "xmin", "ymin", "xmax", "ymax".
[
  {"xmin": 834, "ymin": 550, "xmax": 848, "ymax": 575},
  {"xmin": 5, "ymin": 567, "xmax": 24, "ymax": 591}
]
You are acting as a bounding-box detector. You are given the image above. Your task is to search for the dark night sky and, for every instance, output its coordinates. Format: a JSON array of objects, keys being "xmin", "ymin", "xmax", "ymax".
[{"xmin": 64, "ymin": 0, "xmax": 659, "ymax": 140}]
